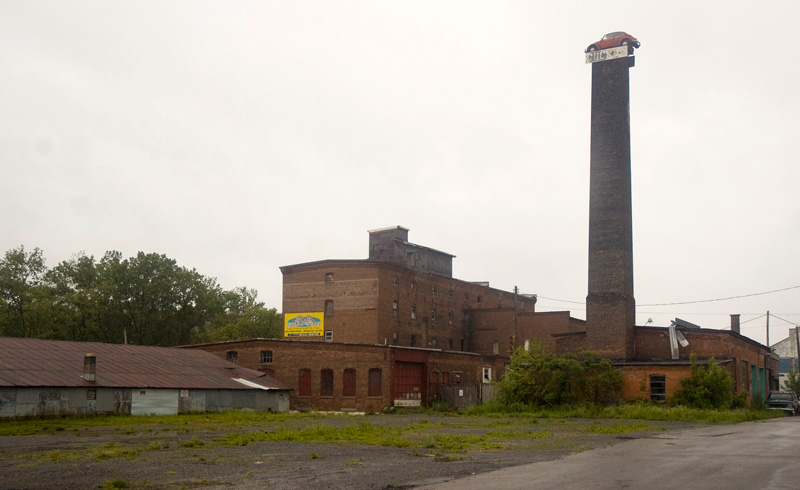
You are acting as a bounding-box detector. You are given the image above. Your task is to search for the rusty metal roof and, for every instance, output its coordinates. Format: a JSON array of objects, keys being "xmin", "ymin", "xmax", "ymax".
[{"xmin": 0, "ymin": 337, "xmax": 290, "ymax": 391}]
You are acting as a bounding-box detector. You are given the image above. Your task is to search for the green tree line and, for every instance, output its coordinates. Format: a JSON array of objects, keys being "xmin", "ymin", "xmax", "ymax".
[{"xmin": 0, "ymin": 246, "xmax": 282, "ymax": 346}]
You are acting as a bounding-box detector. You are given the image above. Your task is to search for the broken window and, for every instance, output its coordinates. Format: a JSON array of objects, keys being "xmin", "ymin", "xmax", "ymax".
[
  {"xmin": 226, "ymin": 351, "xmax": 238, "ymax": 363},
  {"xmin": 650, "ymin": 374, "xmax": 666, "ymax": 402},
  {"xmin": 260, "ymin": 350, "xmax": 273, "ymax": 363}
]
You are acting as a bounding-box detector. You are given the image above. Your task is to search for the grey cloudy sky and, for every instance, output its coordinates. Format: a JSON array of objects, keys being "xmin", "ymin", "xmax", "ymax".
[{"xmin": 2, "ymin": 1, "xmax": 798, "ymax": 346}]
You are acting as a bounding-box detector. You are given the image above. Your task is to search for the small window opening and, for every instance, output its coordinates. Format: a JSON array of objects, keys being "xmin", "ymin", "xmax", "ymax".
[
  {"xmin": 260, "ymin": 350, "xmax": 273, "ymax": 363},
  {"xmin": 325, "ymin": 330, "xmax": 333, "ymax": 342},
  {"xmin": 325, "ymin": 272, "xmax": 334, "ymax": 283},
  {"xmin": 226, "ymin": 351, "xmax": 238, "ymax": 363},
  {"xmin": 650, "ymin": 374, "xmax": 666, "ymax": 402},
  {"xmin": 325, "ymin": 300, "xmax": 334, "ymax": 316}
]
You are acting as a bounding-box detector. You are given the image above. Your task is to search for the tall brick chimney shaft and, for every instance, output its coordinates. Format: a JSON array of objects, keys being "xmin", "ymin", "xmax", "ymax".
[{"xmin": 586, "ymin": 55, "xmax": 636, "ymax": 361}]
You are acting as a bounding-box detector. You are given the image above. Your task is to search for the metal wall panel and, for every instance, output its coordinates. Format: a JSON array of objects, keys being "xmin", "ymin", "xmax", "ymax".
[{"xmin": 131, "ymin": 389, "xmax": 179, "ymax": 415}]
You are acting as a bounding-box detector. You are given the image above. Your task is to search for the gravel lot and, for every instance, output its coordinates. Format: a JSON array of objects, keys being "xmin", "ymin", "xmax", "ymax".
[{"xmin": 0, "ymin": 413, "xmax": 702, "ymax": 489}]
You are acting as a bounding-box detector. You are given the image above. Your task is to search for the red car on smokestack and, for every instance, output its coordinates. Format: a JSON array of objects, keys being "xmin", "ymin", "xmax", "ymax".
[{"xmin": 585, "ymin": 32, "xmax": 640, "ymax": 53}]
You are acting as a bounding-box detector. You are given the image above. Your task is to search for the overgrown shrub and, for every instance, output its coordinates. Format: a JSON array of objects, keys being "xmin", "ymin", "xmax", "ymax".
[
  {"xmin": 671, "ymin": 353, "xmax": 733, "ymax": 409},
  {"xmin": 784, "ymin": 365, "xmax": 800, "ymax": 395},
  {"xmin": 496, "ymin": 341, "xmax": 622, "ymax": 406}
]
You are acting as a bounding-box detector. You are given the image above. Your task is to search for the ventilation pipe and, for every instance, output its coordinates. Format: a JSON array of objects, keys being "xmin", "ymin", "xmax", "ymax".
[{"xmin": 730, "ymin": 314, "xmax": 741, "ymax": 335}]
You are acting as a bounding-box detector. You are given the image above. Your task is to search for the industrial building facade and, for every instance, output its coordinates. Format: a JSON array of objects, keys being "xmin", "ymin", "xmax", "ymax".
[{"xmin": 0, "ymin": 337, "xmax": 291, "ymax": 417}]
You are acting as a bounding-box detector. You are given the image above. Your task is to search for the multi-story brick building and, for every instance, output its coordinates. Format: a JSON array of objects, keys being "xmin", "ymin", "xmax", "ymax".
[{"xmin": 280, "ymin": 226, "xmax": 540, "ymax": 352}]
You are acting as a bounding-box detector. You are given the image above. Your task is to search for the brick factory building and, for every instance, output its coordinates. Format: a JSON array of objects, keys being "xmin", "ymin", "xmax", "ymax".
[{"xmin": 191, "ymin": 41, "xmax": 777, "ymax": 411}]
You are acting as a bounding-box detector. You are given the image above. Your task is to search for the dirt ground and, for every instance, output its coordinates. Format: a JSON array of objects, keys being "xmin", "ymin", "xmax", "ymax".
[{"xmin": 0, "ymin": 413, "xmax": 703, "ymax": 490}]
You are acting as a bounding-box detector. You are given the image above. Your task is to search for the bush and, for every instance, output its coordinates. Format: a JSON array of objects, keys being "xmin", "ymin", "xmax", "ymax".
[
  {"xmin": 784, "ymin": 365, "xmax": 800, "ymax": 395},
  {"xmin": 496, "ymin": 341, "xmax": 622, "ymax": 407},
  {"xmin": 671, "ymin": 353, "xmax": 733, "ymax": 409}
]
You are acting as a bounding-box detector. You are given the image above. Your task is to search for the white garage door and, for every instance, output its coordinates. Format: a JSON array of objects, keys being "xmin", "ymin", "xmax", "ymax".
[{"xmin": 131, "ymin": 389, "xmax": 179, "ymax": 415}]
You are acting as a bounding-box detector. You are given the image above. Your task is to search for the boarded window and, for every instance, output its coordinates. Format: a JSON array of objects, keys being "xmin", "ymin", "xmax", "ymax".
[
  {"xmin": 260, "ymin": 350, "xmax": 273, "ymax": 363},
  {"xmin": 368, "ymin": 368, "xmax": 382, "ymax": 397},
  {"xmin": 741, "ymin": 361, "xmax": 749, "ymax": 392},
  {"xmin": 320, "ymin": 369, "xmax": 333, "ymax": 396},
  {"xmin": 325, "ymin": 300, "xmax": 334, "ymax": 316},
  {"xmin": 298, "ymin": 368, "xmax": 311, "ymax": 397},
  {"xmin": 650, "ymin": 374, "xmax": 666, "ymax": 402},
  {"xmin": 226, "ymin": 351, "xmax": 238, "ymax": 363},
  {"xmin": 343, "ymin": 368, "xmax": 356, "ymax": 397}
]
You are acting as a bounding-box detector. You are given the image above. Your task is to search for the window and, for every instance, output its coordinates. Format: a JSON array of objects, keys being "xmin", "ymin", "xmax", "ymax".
[
  {"xmin": 299, "ymin": 368, "xmax": 311, "ymax": 397},
  {"xmin": 87, "ymin": 388, "xmax": 96, "ymax": 400},
  {"xmin": 260, "ymin": 350, "xmax": 273, "ymax": 363},
  {"xmin": 449, "ymin": 289, "xmax": 454, "ymax": 297},
  {"xmin": 430, "ymin": 338, "xmax": 436, "ymax": 347},
  {"xmin": 392, "ymin": 300, "xmax": 398, "ymax": 316},
  {"xmin": 477, "ymin": 295, "xmax": 482, "ymax": 303},
  {"xmin": 368, "ymin": 368, "xmax": 382, "ymax": 396},
  {"xmin": 411, "ymin": 281, "xmax": 417, "ymax": 291},
  {"xmin": 343, "ymin": 368, "xmax": 356, "ymax": 397},
  {"xmin": 410, "ymin": 334, "xmax": 416, "ymax": 347},
  {"xmin": 325, "ymin": 330, "xmax": 333, "ymax": 342},
  {"xmin": 392, "ymin": 276, "xmax": 399, "ymax": 287},
  {"xmin": 431, "ymin": 285, "xmax": 437, "ymax": 294},
  {"xmin": 226, "ymin": 351, "xmax": 238, "ymax": 363},
  {"xmin": 325, "ymin": 300, "xmax": 334, "ymax": 316},
  {"xmin": 411, "ymin": 305, "xmax": 417, "ymax": 320},
  {"xmin": 320, "ymin": 369, "xmax": 333, "ymax": 396},
  {"xmin": 453, "ymin": 371, "xmax": 462, "ymax": 383},
  {"xmin": 407, "ymin": 252, "xmax": 416, "ymax": 267},
  {"xmin": 448, "ymin": 339, "xmax": 453, "ymax": 350},
  {"xmin": 431, "ymin": 309, "xmax": 437, "ymax": 320},
  {"xmin": 482, "ymin": 367, "xmax": 492, "ymax": 383},
  {"xmin": 448, "ymin": 310, "xmax": 454, "ymax": 323},
  {"xmin": 492, "ymin": 342, "xmax": 499, "ymax": 355},
  {"xmin": 325, "ymin": 272, "xmax": 334, "ymax": 283},
  {"xmin": 650, "ymin": 374, "xmax": 666, "ymax": 402}
]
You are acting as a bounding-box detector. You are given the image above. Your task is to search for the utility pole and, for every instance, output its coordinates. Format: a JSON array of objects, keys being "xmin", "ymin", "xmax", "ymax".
[
  {"xmin": 794, "ymin": 326, "xmax": 800, "ymax": 368},
  {"xmin": 513, "ymin": 286, "xmax": 519, "ymax": 348},
  {"xmin": 766, "ymin": 311, "xmax": 770, "ymax": 347}
]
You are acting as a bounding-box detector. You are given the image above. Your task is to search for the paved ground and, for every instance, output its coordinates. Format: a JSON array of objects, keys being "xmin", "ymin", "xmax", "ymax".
[{"xmin": 420, "ymin": 417, "xmax": 800, "ymax": 490}]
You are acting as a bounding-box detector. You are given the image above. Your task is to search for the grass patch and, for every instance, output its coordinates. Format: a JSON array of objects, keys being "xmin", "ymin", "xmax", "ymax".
[{"xmin": 102, "ymin": 478, "xmax": 129, "ymax": 489}]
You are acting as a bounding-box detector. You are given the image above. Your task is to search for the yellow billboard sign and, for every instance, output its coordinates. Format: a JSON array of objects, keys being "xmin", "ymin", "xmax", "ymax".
[{"xmin": 284, "ymin": 312, "xmax": 324, "ymax": 337}]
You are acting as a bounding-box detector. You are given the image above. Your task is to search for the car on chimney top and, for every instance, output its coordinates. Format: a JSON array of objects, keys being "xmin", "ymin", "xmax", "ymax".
[{"xmin": 585, "ymin": 32, "xmax": 640, "ymax": 53}]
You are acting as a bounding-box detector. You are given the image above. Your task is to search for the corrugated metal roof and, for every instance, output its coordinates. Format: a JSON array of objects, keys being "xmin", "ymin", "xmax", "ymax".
[{"xmin": 0, "ymin": 337, "xmax": 290, "ymax": 391}]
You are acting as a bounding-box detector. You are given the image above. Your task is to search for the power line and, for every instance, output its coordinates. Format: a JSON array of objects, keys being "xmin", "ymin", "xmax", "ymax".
[
  {"xmin": 638, "ymin": 285, "xmax": 800, "ymax": 307},
  {"xmin": 538, "ymin": 285, "xmax": 800, "ymax": 308}
]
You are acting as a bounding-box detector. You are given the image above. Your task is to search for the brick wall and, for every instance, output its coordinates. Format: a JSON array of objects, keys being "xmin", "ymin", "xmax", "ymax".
[{"xmin": 469, "ymin": 310, "xmax": 586, "ymax": 355}]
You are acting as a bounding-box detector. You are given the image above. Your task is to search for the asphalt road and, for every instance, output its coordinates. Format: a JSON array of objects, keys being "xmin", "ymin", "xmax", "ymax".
[{"xmin": 420, "ymin": 417, "xmax": 800, "ymax": 490}]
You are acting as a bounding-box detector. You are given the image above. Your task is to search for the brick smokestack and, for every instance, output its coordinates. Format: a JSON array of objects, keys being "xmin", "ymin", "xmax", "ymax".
[
  {"xmin": 84, "ymin": 353, "xmax": 96, "ymax": 382},
  {"xmin": 730, "ymin": 314, "xmax": 741, "ymax": 334},
  {"xmin": 586, "ymin": 55, "xmax": 636, "ymax": 361}
]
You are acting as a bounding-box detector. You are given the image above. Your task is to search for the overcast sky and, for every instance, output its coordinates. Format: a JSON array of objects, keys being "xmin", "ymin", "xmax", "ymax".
[{"xmin": 2, "ymin": 1, "xmax": 798, "ymax": 346}]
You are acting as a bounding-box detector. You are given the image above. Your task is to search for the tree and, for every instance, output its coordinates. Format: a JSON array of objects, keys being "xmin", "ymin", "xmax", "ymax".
[
  {"xmin": 671, "ymin": 353, "xmax": 734, "ymax": 409},
  {"xmin": 0, "ymin": 246, "xmax": 50, "ymax": 337},
  {"xmin": 497, "ymin": 341, "xmax": 622, "ymax": 406},
  {"xmin": 785, "ymin": 364, "xmax": 800, "ymax": 395}
]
